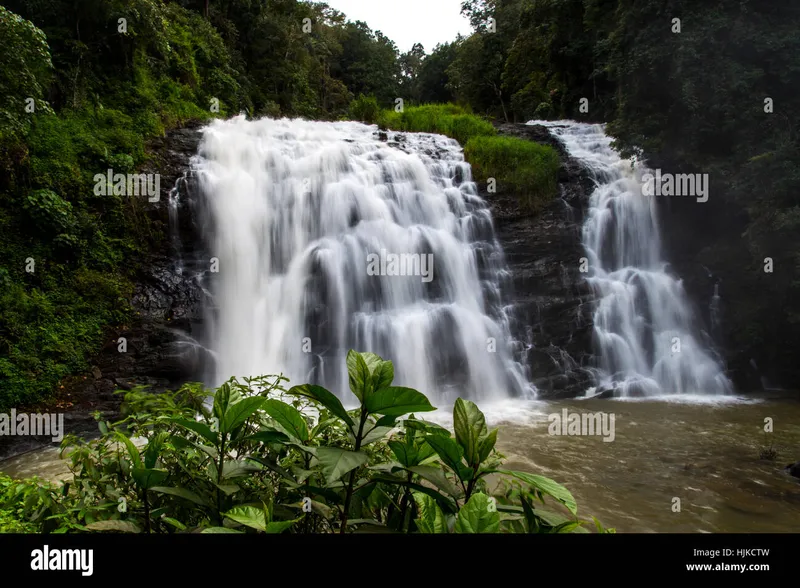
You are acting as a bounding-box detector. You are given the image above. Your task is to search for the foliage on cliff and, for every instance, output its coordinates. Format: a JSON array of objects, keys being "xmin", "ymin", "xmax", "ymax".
[{"xmin": 0, "ymin": 1, "xmax": 406, "ymax": 408}]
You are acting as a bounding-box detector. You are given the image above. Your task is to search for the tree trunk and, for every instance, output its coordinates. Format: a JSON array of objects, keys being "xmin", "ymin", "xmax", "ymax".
[{"xmin": 493, "ymin": 83, "xmax": 509, "ymax": 122}]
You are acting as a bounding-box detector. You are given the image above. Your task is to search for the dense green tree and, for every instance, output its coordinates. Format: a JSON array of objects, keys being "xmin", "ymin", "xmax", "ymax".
[
  {"xmin": 398, "ymin": 42, "xmax": 426, "ymax": 102},
  {"xmin": 415, "ymin": 42, "xmax": 459, "ymax": 104},
  {"xmin": 331, "ymin": 20, "xmax": 401, "ymax": 107},
  {"xmin": 0, "ymin": 0, "xmax": 406, "ymax": 407},
  {"xmin": 605, "ymin": 0, "xmax": 800, "ymax": 385}
]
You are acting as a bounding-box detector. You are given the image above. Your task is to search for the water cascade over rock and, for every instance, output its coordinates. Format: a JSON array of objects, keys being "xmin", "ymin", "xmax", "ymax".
[
  {"xmin": 191, "ymin": 116, "xmax": 532, "ymax": 405},
  {"xmin": 531, "ymin": 121, "xmax": 732, "ymax": 397}
]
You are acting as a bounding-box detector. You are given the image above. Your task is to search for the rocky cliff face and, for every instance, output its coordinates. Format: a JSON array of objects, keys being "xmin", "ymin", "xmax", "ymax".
[
  {"xmin": 126, "ymin": 121, "xmax": 601, "ymax": 403},
  {"xmin": 485, "ymin": 123, "xmax": 596, "ymax": 398}
]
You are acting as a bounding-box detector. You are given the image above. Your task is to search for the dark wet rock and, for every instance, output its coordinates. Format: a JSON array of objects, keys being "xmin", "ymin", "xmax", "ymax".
[
  {"xmin": 487, "ymin": 123, "xmax": 597, "ymax": 399},
  {"xmin": 377, "ymin": 131, "xmax": 388, "ymax": 141},
  {"xmin": 593, "ymin": 385, "xmax": 615, "ymax": 399},
  {"xmin": 786, "ymin": 462, "xmax": 800, "ymax": 479}
]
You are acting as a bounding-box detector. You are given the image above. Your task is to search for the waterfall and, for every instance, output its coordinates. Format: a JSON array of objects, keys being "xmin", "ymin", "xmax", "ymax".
[
  {"xmin": 191, "ymin": 116, "xmax": 531, "ymax": 405},
  {"xmin": 530, "ymin": 120, "xmax": 732, "ymax": 397}
]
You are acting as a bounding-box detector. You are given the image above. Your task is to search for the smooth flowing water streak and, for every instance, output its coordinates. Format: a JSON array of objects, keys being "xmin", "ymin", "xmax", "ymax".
[
  {"xmin": 529, "ymin": 120, "xmax": 732, "ymax": 397},
  {"xmin": 191, "ymin": 116, "xmax": 532, "ymax": 405}
]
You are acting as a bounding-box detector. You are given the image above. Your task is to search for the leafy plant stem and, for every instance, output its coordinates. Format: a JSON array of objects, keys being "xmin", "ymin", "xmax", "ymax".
[{"xmin": 340, "ymin": 409, "xmax": 367, "ymax": 533}]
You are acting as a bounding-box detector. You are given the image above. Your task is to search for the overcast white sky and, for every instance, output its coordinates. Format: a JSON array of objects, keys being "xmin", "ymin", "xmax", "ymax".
[{"xmin": 322, "ymin": 0, "xmax": 473, "ymax": 53}]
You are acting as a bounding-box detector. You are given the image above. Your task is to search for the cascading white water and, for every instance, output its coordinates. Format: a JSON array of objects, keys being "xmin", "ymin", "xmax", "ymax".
[
  {"xmin": 191, "ymin": 115, "xmax": 531, "ymax": 405},
  {"xmin": 529, "ymin": 120, "xmax": 732, "ymax": 397}
]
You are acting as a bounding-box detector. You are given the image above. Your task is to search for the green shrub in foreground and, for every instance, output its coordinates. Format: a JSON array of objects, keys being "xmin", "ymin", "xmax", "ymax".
[
  {"xmin": 0, "ymin": 351, "xmax": 614, "ymax": 534},
  {"xmin": 465, "ymin": 135, "xmax": 561, "ymax": 212}
]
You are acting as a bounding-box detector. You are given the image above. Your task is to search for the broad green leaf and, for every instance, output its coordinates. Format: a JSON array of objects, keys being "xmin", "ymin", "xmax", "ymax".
[
  {"xmin": 221, "ymin": 460, "xmax": 262, "ymax": 479},
  {"xmin": 347, "ymin": 350, "xmax": 372, "ymax": 402},
  {"xmin": 224, "ymin": 506, "xmax": 267, "ymax": 531},
  {"xmin": 151, "ymin": 486, "xmax": 208, "ymax": 507},
  {"xmin": 85, "ymin": 520, "xmax": 141, "ymax": 533},
  {"xmin": 215, "ymin": 483, "xmax": 241, "ymax": 496},
  {"xmin": 287, "ymin": 384, "xmax": 354, "ymax": 428},
  {"xmin": 365, "ymin": 386, "xmax": 435, "ymax": 417},
  {"xmin": 168, "ymin": 435, "xmax": 192, "ymax": 451},
  {"xmin": 408, "ymin": 465, "xmax": 463, "ymax": 498},
  {"xmin": 371, "ymin": 360, "xmax": 394, "ymax": 391},
  {"xmin": 499, "ymin": 470, "xmax": 578, "ymax": 515},
  {"xmin": 551, "ymin": 521, "xmax": 586, "ymax": 534},
  {"xmin": 359, "ymin": 352, "xmax": 385, "ymax": 374},
  {"xmin": 416, "ymin": 440, "xmax": 437, "ymax": 463},
  {"xmin": 173, "ymin": 418, "xmax": 217, "ymax": 445},
  {"xmin": 453, "ymin": 398, "xmax": 486, "ymax": 465},
  {"xmin": 262, "ymin": 399, "xmax": 309, "ymax": 441},
  {"xmin": 131, "ymin": 467, "xmax": 168, "ymax": 490},
  {"xmin": 477, "ymin": 428, "xmax": 498, "ymax": 463},
  {"xmin": 360, "ymin": 425, "xmax": 393, "ymax": 446},
  {"xmin": 213, "ymin": 383, "xmax": 241, "ymax": 423},
  {"xmin": 161, "ymin": 517, "xmax": 187, "ymax": 531},
  {"xmin": 265, "ymin": 520, "xmax": 297, "ymax": 534},
  {"xmin": 315, "ymin": 447, "xmax": 369, "ymax": 484},
  {"xmin": 221, "ymin": 397, "xmax": 265, "ymax": 434},
  {"xmin": 375, "ymin": 414, "xmax": 398, "ymax": 427},
  {"xmin": 404, "ymin": 418, "xmax": 450, "ymax": 436},
  {"xmin": 201, "ymin": 527, "xmax": 244, "ymax": 534},
  {"xmin": 291, "ymin": 466, "xmax": 314, "ymax": 484},
  {"xmin": 591, "ymin": 515, "xmax": 614, "ymax": 533},
  {"xmin": 413, "ymin": 492, "xmax": 448, "ymax": 533},
  {"xmin": 424, "ymin": 434, "xmax": 464, "ymax": 475},
  {"xmin": 454, "ymin": 493, "xmax": 500, "ymax": 533},
  {"xmin": 388, "ymin": 440, "xmax": 417, "ymax": 467},
  {"xmin": 113, "ymin": 432, "xmax": 142, "ymax": 469}
]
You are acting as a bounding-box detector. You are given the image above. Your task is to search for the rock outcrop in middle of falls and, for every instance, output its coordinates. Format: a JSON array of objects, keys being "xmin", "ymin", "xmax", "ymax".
[{"xmin": 487, "ymin": 123, "xmax": 597, "ymax": 398}]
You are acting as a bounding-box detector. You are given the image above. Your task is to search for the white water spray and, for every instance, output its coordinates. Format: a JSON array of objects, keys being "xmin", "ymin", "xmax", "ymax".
[
  {"xmin": 530, "ymin": 121, "xmax": 731, "ymax": 397},
  {"xmin": 192, "ymin": 116, "xmax": 531, "ymax": 404}
]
